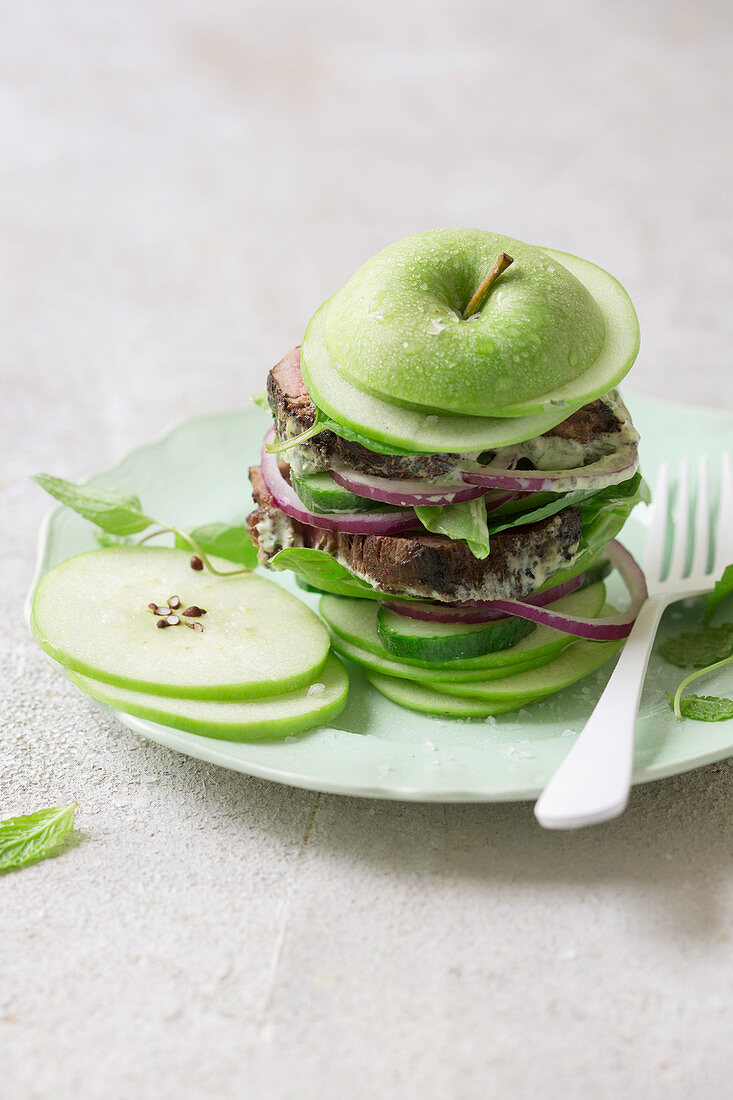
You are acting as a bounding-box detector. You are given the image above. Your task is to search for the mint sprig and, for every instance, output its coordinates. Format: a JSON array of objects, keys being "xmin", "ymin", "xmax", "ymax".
[
  {"xmin": 661, "ymin": 561, "xmax": 733, "ymax": 722},
  {"xmin": 668, "ymin": 655, "xmax": 733, "ymax": 721},
  {"xmin": 33, "ymin": 475, "xmax": 155, "ymax": 536},
  {"xmin": 0, "ymin": 804, "xmax": 77, "ymax": 873},
  {"xmin": 34, "ymin": 474, "xmax": 256, "ymax": 574}
]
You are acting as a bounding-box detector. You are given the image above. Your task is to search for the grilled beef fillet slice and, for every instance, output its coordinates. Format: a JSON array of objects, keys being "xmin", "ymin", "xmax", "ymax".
[
  {"xmin": 266, "ymin": 347, "xmax": 632, "ymax": 480},
  {"xmin": 246, "ymin": 466, "xmax": 583, "ymax": 602}
]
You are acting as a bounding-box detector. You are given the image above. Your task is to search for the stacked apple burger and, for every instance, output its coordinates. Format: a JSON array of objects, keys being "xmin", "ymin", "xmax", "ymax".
[{"xmin": 247, "ymin": 229, "xmax": 648, "ymax": 716}]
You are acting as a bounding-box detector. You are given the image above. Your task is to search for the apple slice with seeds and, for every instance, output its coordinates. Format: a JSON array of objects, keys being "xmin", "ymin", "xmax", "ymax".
[{"xmin": 32, "ymin": 547, "xmax": 330, "ymax": 700}]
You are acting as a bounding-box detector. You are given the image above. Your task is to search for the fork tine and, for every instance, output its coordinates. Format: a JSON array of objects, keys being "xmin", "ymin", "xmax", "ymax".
[
  {"xmin": 690, "ymin": 454, "xmax": 710, "ymax": 577},
  {"xmin": 713, "ymin": 452, "xmax": 733, "ymax": 576},
  {"xmin": 643, "ymin": 462, "xmax": 670, "ymax": 578},
  {"xmin": 667, "ymin": 459, "xmax": 690, "ymax": 581}
]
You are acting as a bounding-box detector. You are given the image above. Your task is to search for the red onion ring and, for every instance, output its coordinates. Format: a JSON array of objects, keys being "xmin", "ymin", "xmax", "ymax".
[
  {"xmin": 461, "ymin": 444, "xmax": 639, "ymax": 494},
  {"xmin": 330, "ymin": 468, "xmax": 487, "ymax": 507},
  {"xmin": 330, "ymin": 453, "xmax": 518, "ymax": 508},
  {"xmin": 385, "ymin": 572, "xmax": 586, "ymax": 623},
  {"xmin": 260, "ymin": 431, "xmax": 418, "ymax": 535},
  {"xmin": 388, "ymin": 542, "xmax": 645, "ymax": 640}
]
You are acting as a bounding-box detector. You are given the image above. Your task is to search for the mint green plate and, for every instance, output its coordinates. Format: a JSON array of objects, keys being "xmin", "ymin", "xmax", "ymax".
[{"xmin": 28, "ymin": 393, "xmax": 733, "ymax": 801}]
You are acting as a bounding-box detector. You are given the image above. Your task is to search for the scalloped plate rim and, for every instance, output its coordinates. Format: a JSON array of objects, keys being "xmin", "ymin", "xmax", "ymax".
[{"xmin": 26, "ymin": 393, "xmax": 733, "ymax": 802}]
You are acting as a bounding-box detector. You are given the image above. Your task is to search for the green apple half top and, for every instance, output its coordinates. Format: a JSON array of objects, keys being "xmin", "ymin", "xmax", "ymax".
[{"xmin": 246, "ymin": 226, "xmax": 650, "ymax": 702}]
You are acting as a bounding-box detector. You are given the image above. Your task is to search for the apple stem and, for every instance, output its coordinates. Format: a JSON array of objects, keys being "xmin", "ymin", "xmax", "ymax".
[{"xmin": 463, "ymin": 252, "xmax": 514, "ymax": 320}]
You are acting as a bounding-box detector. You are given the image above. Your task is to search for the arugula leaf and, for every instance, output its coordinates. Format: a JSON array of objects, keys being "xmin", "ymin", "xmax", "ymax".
[
  {"xmin": 175, "ymin": 523, "xmax": 258, "ymax": 568},
  {"xmin": 271, "ymin": 547, "xmax": 386, "ymax": 599},
  {"xmin": 265, "ymin": 414, "xmax": 328, "ymax": 454},
  {"xmin": 705, "ymin": 564, "xmax": 733, "ymax": 623},
  {"xmin": 250, "ymin": 391, "xmax": 270, "ymax": 410},
  {"xmin": 670, "ymin": 694, "xmax": 733, "ymax": 722},
  {"xmin": 414, "ymin": 497, "xmax": 491, "ymax": 558},
  {"xmin": 33, "ymin": 474, "xmax": 155, "ymax": 536},
  {"xmin": 660, "ymin": 624, "xmax": 733, "ymax": 668},
  {"xmin": 485, "ymin": 471, "xmax": 647, "ymax": 539},
  {"xmin": 0, "ymin": 804, "xmax": 77, "ymax": 873}
]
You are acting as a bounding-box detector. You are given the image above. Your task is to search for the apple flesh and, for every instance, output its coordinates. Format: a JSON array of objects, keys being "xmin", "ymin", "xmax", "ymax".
[
  {"xmin": 32, "ymin": 548, "xmax": 331, "ymax": 700},
  {"xmin": 68, "ymin": 653, "xmax": 349, "ymax": 741},
  {"xmin": 301, "ymin": 230, "xmax": 639, "ymax": 432}
]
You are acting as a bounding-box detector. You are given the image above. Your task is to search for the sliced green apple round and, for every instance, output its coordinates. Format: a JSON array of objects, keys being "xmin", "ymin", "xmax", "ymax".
[
  {"xmin": 67, "ymin": 653, "xmax": 349, "ymax": 741},
  {"xmin": 32, "ymin": 548, "xmax": 330, "ymax": 700},
  {"xmin": 304, "ymin": 228, "xmax": 639, "ymax": 422},
  {"xmin": 431, "ymin": 633, "xmax": 622, "ymax": 701},
  {"xmin": 301, "ymin": 299, "xmax": 591, "ymax": 455},
  {"xmin": 365, "ymin": 673, "xmax": 541, "ymax": 718}
]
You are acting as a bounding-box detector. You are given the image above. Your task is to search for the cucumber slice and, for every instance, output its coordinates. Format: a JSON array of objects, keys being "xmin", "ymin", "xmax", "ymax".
[
  {"xmin": 432, "ymin": 631, "xmax": 622, "ymax": 701},
  {"xmin": 67, "ymin": 654, "xmax": 348, "ymax": 741},
  {"xmin": 320, "ymin": 583, "xmax": 606, "ymax": 671},
  {"xmin": 301, "ymin": 300, "xmax": 591, "ymax": 454},
  {"xmin": 290, "ymin": 472, "xmax": 384, "ymax": 514},
  {"xmin": 366, "ymin": 673, "xmax": 541, "ymax": 718},
  {"xmin": 377, "ymin": 607, "xmax": 536, "ymax": 662},
  {"xmin": 32, "ymin": 547, "xmax": 330, "ymax": 700},
  {"xmin": 329, "ymin": 634, "xmax": 552, "ymax": 684}
]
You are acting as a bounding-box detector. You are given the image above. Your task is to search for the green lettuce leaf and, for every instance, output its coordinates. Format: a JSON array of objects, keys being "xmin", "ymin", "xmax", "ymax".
[
  {"xmin": 486, "ymin": 471, "xmax": 647, "ymax": 539},
  {"xmin": 271, "ymin": 547, "xmax": 387, "ymax": 599},
  {"xmin": 414, "ymin": 497, "xmax": 491, "ymax": 558},
  {"xmin": 315, "ymin": 409, "xmax": 417, "ymax": 456}
]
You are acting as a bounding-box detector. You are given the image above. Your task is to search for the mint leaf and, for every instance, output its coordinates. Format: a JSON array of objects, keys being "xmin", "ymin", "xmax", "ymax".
[
  {"xmin": 669, "ymin": 694, "xmax": 733, "ymax": 722},
  {"xmin": 251, "ymin": 391, "xmax": 269, "ymax": 410},
  {"xmin": 660, "ymin": 624, "xmax": 733, "ymax": 668},
  {"xmin": 670, "ymin": 653, "xmax": 733, "ymax": 721},
  {"xmin": 34, "ymin": 474, "xmax": 155, "ymax": 536},
  {"xmin": 176, "ymin": 523, "xmax": 258, "ymax": 568},
  {"xmin": 705, "ymin": 564, "xmax": 733, "ymax": 623},
  {"xmin": 415, "ymin": 497, "xmax": 490, "ymax": 558},
  {"xmin": 0, "ymin": 804, "xmax": 77, "ymax": 873}
]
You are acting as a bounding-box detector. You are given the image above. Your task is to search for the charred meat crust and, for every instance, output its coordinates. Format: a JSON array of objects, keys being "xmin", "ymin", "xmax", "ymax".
[
  {"xmin": 267, "ymin": 348, "xmax": 464, "ymax": 479},
  {"xmin": 544, "ymin": 398, "xmax": 622, "ymax": 443},
  {"xmin": 246, "ymin": 464, "xmax": 303, "ymax": 551},
  {"xmin": 247, "ymin": 465, "xmax": 582, "ymax": 602},
  {"xmin": 306, "ymin": 509, "xmax": 582, "ymax": 601},
  {"xmin": 268, "ymin": 347, "xmax": 625, "ymax": 479}
]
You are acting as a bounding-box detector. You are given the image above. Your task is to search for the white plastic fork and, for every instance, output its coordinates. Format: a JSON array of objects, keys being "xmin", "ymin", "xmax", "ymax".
[{"xmin": 534, "ymin": 452, "xmax": 733, "ymax": 830}]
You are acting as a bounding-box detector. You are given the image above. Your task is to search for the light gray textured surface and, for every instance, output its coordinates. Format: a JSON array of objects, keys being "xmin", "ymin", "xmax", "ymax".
[{"xmin": 1, "ymin": 2, "xmax": 732, "ymax": 1098}]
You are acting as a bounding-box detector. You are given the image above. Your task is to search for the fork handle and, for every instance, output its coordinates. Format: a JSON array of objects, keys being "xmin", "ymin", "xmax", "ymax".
[{"xmin": 534, "ymin": 595, "xmax": 668, "ymax": 829}]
